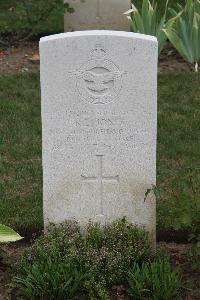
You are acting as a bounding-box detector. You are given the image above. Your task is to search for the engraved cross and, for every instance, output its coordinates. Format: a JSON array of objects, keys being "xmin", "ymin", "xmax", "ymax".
[{"xmin": 81, "ymin": 155, "xmax": 119, "ymax": 215}]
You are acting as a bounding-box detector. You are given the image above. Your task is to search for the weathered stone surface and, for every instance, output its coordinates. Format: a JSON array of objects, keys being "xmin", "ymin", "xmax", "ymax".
[
  {"xmin": 40, "ymin": 31, "xmax": 157, "ymax": 240},
  {"xmin": 64, "ymin": 0, "xmax": 130, "ymax": 31}
]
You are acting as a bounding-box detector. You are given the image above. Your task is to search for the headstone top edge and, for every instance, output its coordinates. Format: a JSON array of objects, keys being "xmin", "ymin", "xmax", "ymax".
[{"xmin": 39, "ymin": 30, "xmax": 157, "ymax": 44}]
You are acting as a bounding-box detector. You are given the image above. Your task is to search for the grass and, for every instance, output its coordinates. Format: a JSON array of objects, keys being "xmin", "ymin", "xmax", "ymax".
[
  {"xmin": 157, "ymin": 73, "xmax": 200, "ymax": 239},
  {"xmin": 0, "ymin": 73, "xmax": 42, "ymax": 236},
  {"xmin": 0, "ymin": 72, "xmax": 199, "ymax": 238}
]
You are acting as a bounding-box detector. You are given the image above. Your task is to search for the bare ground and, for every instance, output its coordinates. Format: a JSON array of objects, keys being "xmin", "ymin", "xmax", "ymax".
[{"xmin": 0, "ymin": 41, "xmax": 194, "ymax": 74}]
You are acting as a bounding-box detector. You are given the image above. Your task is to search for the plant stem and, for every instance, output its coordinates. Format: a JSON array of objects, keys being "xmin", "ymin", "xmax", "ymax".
[{"xmin": 195, "ymin": 61, "xmax": 198, "ymax": 72}]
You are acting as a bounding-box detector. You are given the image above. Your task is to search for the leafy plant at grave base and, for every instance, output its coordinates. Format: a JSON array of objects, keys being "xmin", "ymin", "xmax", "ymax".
[
  {"xmin": 0, "ymin": 224, "xmax": 23, "ymax": 243},
  {"xmin": 124, "ymin": 0, "xmax": 175, "ymax": 54},
  {"xmin": 127, "ymin": 259, "xmax": 181, "ymax": 300},
  {"xmin": 15, "ymin": 259, "xmax": 87, "ymax": 300},
  {"xmin": 14, "ymin": 218, "xmax": 151, "ymax": 299},
  {"xmin": 163, "ymin": 0, "xmax": 200, "ymax": 72},
  {"xmin": 0, "ymin": 0, "xmax": 74, "ymax": 40}
]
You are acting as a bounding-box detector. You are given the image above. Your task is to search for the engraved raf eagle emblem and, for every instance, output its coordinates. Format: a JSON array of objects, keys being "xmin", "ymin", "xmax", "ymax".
[
  {"xmin": 82, "ymin": 69, "xmax": 122, "ymax": 95},
  {"xmin": 75, "ymin": 45, "xmax": 124, "ymax": 105}
]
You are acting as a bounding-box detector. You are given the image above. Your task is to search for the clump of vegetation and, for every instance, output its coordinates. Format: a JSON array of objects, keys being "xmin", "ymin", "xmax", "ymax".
[
  {"xmin": 125, "ymin": 0, "xmax": 200, "ymax": 69},
  {"xmin": 124, "ymin": 0, "xmax": 173, "ymax": 54},
  {"xmin": 164, "ymin": 0, "xmax": 200, "ymax": 72},
  {"xmin": 127, "ymin": 259, "xmax": 181, "ymax": 300},
  {"xmin": 14, "ymin": 218, "xmax": 151, "ymax": 299}
]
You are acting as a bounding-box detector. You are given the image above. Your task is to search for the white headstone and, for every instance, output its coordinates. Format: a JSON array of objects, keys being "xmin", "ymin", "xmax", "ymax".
[
  {"xmin": 40, "ymin": 31, "xmax": 157, "ymax": 240},
  {"xmin": 64, "ymin": 0, "xmax": 130, "ymax": 32}
]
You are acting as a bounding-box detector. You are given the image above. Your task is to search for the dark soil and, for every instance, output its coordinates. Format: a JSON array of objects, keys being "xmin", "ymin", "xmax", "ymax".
[
  {"xmin": 158, "ymin": 243, "xmax": 200, "ymax": 300},
  {"xmin": 0, "ymin": 242, "xmax": 30, "ymax": 300},
  {"xmin": 158, "ymin": 42, "xmax": 193, "ymax": 72},
  {"xmin": 0, "ymin": 40, "xmax": 194, "ymax": 74},
  {"xmin": 0, "ymin": 242, "xmax": 199, "ymax": 300}
]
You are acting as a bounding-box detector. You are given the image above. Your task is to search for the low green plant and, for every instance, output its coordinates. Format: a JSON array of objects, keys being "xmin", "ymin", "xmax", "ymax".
[
  {"xmin": 127, "ymin": 259, "xmax": 181, "ymax": 300},
  {"xmin": 124, "ymin": 0, "xmax": 174, "ymax": 54},
  {"xmin": 14, "ymin": 218, "xmax": 151, "ymax": 299},
  {"xmin": 0, "ymin": 224, "xmax": 23, "ymax": 243},
  {"xmin": 15, "ymin": 259, "xmax": 87, "ymax": 299},
  {"xmin": 163, "ymin": 0, "xmax": 200, "ymax": 72}
]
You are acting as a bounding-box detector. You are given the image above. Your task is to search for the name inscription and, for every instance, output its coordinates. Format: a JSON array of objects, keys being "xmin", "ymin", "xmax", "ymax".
[{"xmin": 49, "ymin": 108, "xmax": 143, "ymax": 157}]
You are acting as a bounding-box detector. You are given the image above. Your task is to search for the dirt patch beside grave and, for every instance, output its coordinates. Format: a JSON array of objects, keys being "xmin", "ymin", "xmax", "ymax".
[
  {"xmin": 0, "ymin": 242, "xmax": 30, "ymax": 300},
  {"xmin": 0, "ymin": 41, "xmax": 39, "ymax": 74},
  {"xmin": 0, "ymin": 40, "xmax": 194, "ymax": 74},
  {"xmin": 159, "ymin": 42, "xmax": 193, "ymax": 72},
  {"xmin": 158, "ymin": 243, "xmax": 200, "ymax": 300}
]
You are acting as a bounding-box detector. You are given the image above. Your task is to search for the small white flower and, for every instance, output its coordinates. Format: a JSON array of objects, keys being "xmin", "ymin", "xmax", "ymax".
[
  {"xmin": 126, "ymin": 16, "xmax": 132, "ymax": 21},
  {"xmin": 123, "ymin": 4, "xmax": 138, "ymax": 15}
]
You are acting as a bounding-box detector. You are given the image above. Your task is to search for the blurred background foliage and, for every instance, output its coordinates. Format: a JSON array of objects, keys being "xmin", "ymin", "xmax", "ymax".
[{"xmin": 0, "ymin": 0, "xmax": 186, "ymax": 37}]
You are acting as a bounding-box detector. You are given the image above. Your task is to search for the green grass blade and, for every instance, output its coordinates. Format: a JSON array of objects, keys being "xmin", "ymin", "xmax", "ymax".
[
  {"xmin": 151, "ymin": 3, "xmax": 158, "ymax": 35},
  {"xmin": 142, "ymin": 0, "xmax": 149, "ymax": 30},
  {"xmin": 157, "ymin": 30, "xmax": 167, "ymax": 54},
  {"xmin": 192, "ymin": 13, "xmax": 200, "ymax": 61},
  {"xmin": 133, "ymin": 11, "xmax": 145, "ymax": 33}
]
